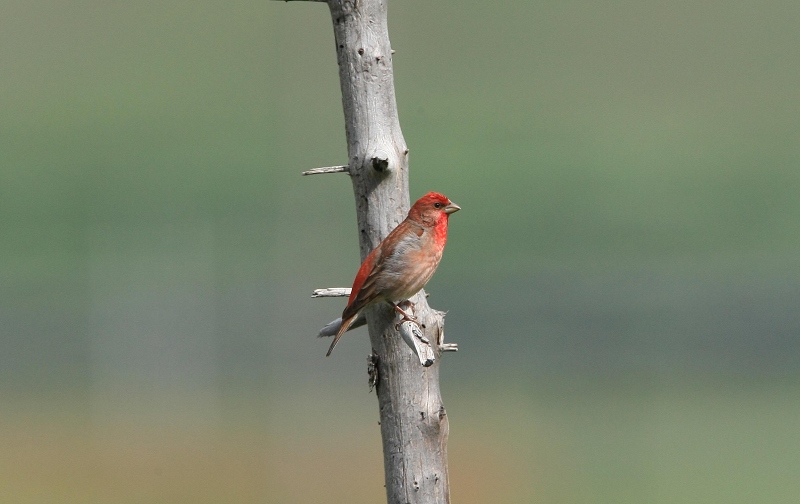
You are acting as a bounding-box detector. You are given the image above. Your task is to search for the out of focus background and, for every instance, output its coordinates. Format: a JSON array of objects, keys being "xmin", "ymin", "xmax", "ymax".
[{"xmin": 2, "ymin": 1, "xmax": 799, "ymax": 502}]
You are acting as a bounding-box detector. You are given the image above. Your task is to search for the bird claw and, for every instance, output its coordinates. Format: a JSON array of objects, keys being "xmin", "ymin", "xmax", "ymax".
[
  {"xmin": 395, "ymin": 317, "xmax": 421, "ymax": 331},
  {"xmin": 393, "ymin": 301, "xmax": 417, "ymax": 321},
  {"xmin": 393, "ymin": 301, "xmax": 420, "ymax": 329}
]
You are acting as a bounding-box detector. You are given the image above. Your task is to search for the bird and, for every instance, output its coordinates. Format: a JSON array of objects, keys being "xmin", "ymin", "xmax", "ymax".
[{"xmin": 325, "ymin": 192, "xmax": 460, "ymax": 356}]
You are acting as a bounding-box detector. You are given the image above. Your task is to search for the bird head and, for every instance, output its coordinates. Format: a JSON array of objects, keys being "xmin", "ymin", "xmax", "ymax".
[{"xmin": 408, "ymin": 192, "xmax": 460, "ymax": 227}]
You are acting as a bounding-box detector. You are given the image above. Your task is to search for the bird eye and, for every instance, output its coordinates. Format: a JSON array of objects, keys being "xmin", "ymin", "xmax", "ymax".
[{"xmin": 433, "ymin": 202, "xmax": 442, "ymax": 208}]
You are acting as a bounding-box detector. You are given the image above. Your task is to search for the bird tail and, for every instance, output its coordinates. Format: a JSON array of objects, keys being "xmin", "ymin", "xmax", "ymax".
[{"xmin": 326, "ymin": 313, "xmax": 359, "ymax": 356}]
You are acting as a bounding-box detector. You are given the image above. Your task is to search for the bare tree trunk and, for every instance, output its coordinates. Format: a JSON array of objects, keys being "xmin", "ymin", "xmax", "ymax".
[{"xmin": 281, "ymin": 1, "xmax": 452, "ymax": 503}]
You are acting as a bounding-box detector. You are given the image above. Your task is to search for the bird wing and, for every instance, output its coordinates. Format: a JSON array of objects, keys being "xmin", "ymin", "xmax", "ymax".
[
  {"xmin": 341, "ymin": 243, "xmax": 383, "ymax": 321},
  {"xmin": 341, "ymin": 219, "xmax": 424, "ymax": 321},
  {"xmin": 328, "ymin": 247, "xmax": 385, "ymax": 357}
]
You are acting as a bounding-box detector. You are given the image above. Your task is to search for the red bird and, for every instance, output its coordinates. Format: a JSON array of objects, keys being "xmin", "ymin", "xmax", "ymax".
[{"xmin": 326, "ymin": 192, "xmax": 460, "ymax": 356}]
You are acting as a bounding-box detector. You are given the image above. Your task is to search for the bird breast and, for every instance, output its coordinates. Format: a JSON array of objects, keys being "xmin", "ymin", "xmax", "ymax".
[{"xmin": 377, "ymin": 226, "xmax": 444, "ymax": 302}]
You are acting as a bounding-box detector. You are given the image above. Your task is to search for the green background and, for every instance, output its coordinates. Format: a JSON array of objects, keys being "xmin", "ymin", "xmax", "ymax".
[{"xmin": 2, "ymin": 1, "xmax": 799, "ymax": 502}]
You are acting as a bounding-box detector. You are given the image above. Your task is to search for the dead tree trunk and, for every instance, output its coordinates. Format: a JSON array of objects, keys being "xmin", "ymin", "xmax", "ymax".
[{"xmin": 282, "ymin": 1, "xmax": 453, "ymax": 502}]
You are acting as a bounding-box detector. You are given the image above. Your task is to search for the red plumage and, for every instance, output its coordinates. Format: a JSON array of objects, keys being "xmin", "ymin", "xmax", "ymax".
[{"xmin": 326, "ymin": 192, "xmax": 460, "ymax": 356}]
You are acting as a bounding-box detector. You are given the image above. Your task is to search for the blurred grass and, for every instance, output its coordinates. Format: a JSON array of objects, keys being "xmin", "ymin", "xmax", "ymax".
[{"xmin": 2, "ymin": 377, "xmax": 799, "ymax": 504}]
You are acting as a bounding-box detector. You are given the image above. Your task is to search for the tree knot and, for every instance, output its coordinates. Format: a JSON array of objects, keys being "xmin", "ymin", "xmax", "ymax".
[{"xmin": 371, "ymin": 156, "xmax": 389, "ymax": 173}]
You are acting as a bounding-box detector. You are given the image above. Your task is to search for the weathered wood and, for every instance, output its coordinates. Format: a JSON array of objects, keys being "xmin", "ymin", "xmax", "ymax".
[
  {"xmin": 325, "ymin": 1, "xmax": 451, "ymax": 502},
  {"xmin": 301, "ymin": 165, "xmax": 349, "ymax": 176},
  {"xmin": 314, "ymin": 300, "xmax": 449, "ymax": 362},
  {"xmin": 311, "ymin": 287, "xmax": 351, "ymax": 297},
  {"xmin": 316, "ymin": 314, "xmax": 367, "ymax": 337},
  {"xmin": 395, "ymin": 302, "xmax": 437, "ymax": 367},
  {"xmin": 284, "ymin": 0, "xmax": 453, "ymax": 502}
]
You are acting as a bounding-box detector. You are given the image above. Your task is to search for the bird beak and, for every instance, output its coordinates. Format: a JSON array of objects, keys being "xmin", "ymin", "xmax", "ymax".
[{"xmin": 443, "ymin": 202, "xmax": 461, "ymax": 214}]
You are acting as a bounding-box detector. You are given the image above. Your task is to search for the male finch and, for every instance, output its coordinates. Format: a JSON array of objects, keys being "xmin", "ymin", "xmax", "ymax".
[{"xmin": 325, "ymin": 192, "xmax": 460, "ymax": 356}]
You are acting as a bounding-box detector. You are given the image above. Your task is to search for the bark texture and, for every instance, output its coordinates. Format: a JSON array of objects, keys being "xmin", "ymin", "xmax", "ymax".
[{"xmin": 325, "ymin": 1, "xmax": 451, "ymax": 502}]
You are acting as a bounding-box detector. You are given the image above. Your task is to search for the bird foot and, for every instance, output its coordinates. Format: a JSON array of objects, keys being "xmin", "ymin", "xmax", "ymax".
[
  {"xmin": 393, "ymin": 301, "xmax": 419, "ymax": 329},
  {"xmin": 393, "ymin": 301, "xmax": 417, "ymax": 321}
]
